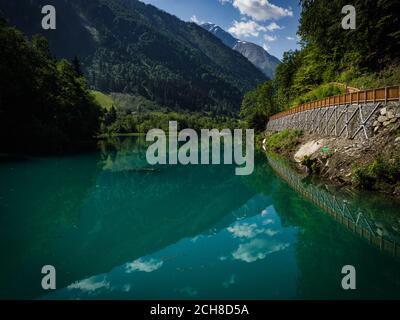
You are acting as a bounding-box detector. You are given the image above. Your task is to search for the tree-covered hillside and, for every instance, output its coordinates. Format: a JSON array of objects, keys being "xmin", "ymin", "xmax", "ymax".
[
  {"xmin": 275, "ymin": 0, "xmax": 400, "ymax": 108},
  {"xmin": 0, "ymin": 18, "xmax": 102, "ymax": 153},
  {"xmin": 0, "ymin": 0, "xmax": 267, "ymax": 114},
  {"xmin": 241, "ymin": 0, "xmax": 400, "ymax": 130}
]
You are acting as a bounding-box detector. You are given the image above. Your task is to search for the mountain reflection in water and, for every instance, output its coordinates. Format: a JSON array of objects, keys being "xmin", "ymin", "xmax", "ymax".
[{"xmin": 0, "ymin": 137, "xmax": 399, "ymax": 300}]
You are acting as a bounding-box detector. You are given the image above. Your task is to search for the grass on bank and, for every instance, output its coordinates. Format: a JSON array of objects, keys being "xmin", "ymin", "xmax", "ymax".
[
  {"xmin": 352, "ymin": 155, "xmax": 400, "ymax": 191},
  {"xmin": 266, "ymin": 129, "xmax": 303, "ymax": 153}
]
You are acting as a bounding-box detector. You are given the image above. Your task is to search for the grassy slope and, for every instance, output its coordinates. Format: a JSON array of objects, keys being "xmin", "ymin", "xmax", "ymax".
[
  {"xmin": 91, "ymin": 91, "xmax": 113, "ymax": 110},
  {"xmin": 288, "ymin": 65, "xmax": 400, "ymax": 109},
  {"xmin": 290, "ymin": 84, "xmax": 344, "ymax": 107}
]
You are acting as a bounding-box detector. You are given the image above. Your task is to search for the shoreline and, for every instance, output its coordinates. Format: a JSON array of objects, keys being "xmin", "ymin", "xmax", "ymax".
[{"xmin": 261, "ymin": 126, "xmax": 400, "ymax": 198}]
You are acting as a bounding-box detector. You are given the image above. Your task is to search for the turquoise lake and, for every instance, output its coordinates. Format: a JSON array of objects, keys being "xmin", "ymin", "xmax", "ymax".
[{"xmin": 0, "ymin": 137, "xmax": 400, "ymax": 300}]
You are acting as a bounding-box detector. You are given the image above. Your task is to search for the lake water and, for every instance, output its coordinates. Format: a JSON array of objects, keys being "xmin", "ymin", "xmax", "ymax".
[{"xmin": 1, "ymin": 137, "xmax": 400, "ymax": 300}]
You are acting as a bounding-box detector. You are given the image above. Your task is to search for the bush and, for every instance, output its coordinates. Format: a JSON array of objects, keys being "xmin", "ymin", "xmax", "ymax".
[
  {"xmin": 239, "ymin": 81, "xmax": 280, "ymax": 132},
  {"xmin": 301, "ymin": 155, "xmax": 320, "ymax": 173},
  {"xmin": 349, "ymin": 65, "xmax": 400, "ymax": 90},
  {"xmin": 266, "ymin": 129, "xmax": 303, "ymax": 152},
  {"xmin": 352, "ymin": 156, "xmax": 400, "ymax": 190},
  {"xmin": 291, "ymin": 84, "xmax": 344, "ymax": 107}
]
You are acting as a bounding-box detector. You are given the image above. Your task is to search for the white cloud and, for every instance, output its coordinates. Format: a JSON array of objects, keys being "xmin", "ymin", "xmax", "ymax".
[
  {"xmin": 261, "ymin": 206, "xmax": 275, "ymax": 216},
  {"xmin": 286, "ymin": 36, "xmax": 295, "ymax": 40},
  {"xmin": 232, "ymin": 239, "xmax": 289, "ymax": 263},
  {"xmin": 227, "ymin": 222, "xmax": 264, "ymax": 238},
  {"xmin": 190, "ymin": 15, "xmax": 200, "ymax": 24},
  {"xmin": 262, "ymin": 43, "xmax": 270, "ymax": 51},
  {"xmin": 190, "ymin": 235, "xmax": 203, "ymax": 243},
  {"xmin": 219, "ymin": 0, "xmax": 232, "ymax": 4},
  {"xmin": 262, "ymin": 33, "xmax": 277, "ymax": 52},
  {"xmin": 262, "ymin": 218, "xmax": 274, "ymax": 225},
  {"xmin": 68, "ymin": 275, "xmax": 110, "ymax": 293},
  {"xmin": 264, "ymin": 229, "xmax": 278, "ymax": 236},
  {"xmin": 222, "ymin": 274, "xmax": 237, "ymax": 288},
  {"xmin": 125, "ymin": 258, "xmax": 163, "ymax": 273},
  {"xmin": 232, "ymin": 0, "xmax": 293, "ymax": 21},
  {"xmin": 264, "ymin": 34, "xmax": 277, "ymax": 42},
  {"xmin": 122, "ymin": 284, "xmax": 131, "ymax": 292},
  {"xmin": 228, "ymin": 20, "xmax": 267, "ymax": 37},
  {"xmin": 265, "ymin": 22, "xmax": 283, "ymax": 31},
  {"xmin": 176, "ymin": 287, "xmax": 198, "ymax": 297}
]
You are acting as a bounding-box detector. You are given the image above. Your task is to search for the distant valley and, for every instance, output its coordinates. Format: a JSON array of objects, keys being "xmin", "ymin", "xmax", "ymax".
[{"xmin": 0, "ymin": 0, "xmax": 267, "ymax": 114}]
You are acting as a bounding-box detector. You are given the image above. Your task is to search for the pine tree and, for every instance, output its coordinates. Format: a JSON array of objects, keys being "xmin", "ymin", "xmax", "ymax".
[{"xmin": 72, "ymin": 55, "xmax": 83, "ymax": 77}]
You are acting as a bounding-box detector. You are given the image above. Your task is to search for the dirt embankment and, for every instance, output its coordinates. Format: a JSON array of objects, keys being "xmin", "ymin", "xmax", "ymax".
[{"xmin": 263, "ymin": 107, "xmax": 400, "ymax": 197}]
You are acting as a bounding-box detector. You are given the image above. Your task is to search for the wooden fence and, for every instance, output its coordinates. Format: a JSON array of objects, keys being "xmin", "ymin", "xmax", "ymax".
[{"xmin": 269, "ymin": 85, "xmax": 400, "ymax": 121}]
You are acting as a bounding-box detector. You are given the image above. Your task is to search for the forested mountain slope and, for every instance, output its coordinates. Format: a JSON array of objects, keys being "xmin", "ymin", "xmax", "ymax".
[{"xmin": 0, "ymin": 0, "xmax": 267, "ymax": 113}]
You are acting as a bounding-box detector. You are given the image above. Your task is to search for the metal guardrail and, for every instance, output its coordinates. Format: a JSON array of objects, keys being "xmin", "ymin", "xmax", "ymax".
[
  {"xmin": 269, "ymin": 85, "xmax": 400, "ymax": 121},
  {"xmin": 267, "ymin": 156, "xmax": 400, "ymax": 259}
]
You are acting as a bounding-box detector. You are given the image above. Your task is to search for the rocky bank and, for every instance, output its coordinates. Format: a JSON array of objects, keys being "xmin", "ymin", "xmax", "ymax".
[{"xmin": 263, "ymin": 105, "xmax": 400, "ymax": 197}]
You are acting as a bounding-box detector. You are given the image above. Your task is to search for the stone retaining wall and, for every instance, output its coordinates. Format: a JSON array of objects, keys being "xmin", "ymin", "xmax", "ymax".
[{"xmin": 267, "ymin": 102, "xmax": 400, "ymax": 140}]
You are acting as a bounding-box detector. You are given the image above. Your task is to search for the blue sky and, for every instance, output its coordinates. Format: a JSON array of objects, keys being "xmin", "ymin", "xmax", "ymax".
[{"xmin": 141, "ymin": 0, "xmax": 301, "ymax": 59}]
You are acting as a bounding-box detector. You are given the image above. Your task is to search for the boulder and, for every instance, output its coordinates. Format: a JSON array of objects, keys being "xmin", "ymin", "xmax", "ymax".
[
  {"xmin": 380, "ymin": 108, "xmax": 387, "ymax": 115},
  {"xmin": 387, "ymin": 111, "xmax": 395, "ymax": 119},
  {"xmin": 294, "ymin": 139, "xmax": 325, "ymax": 163},
  {"xmin": 378, "ymin": 115, "xmax": 388, "ymax": 123}
]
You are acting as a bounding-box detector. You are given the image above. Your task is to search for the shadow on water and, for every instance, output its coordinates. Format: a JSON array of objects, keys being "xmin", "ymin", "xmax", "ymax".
[{"xmin": 0, "ymin": 137, "xmax": 254, "ymax": 299}]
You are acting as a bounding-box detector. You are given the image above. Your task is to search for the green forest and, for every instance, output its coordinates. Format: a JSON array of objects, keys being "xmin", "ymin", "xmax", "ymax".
[
  {"xmin": 240, "ymin": 0, "xmax": 400, "ymax": 131},
  {"xmin": 0, "ymin": 17, "xmax": 102, "ymax": 153},
  {"xmin": 1, "ymin": 0, "xmax": 400, "ymax": 153},
  {"xmin": 0, "ymin": 0, "xmax": 266, "ymax": 115}
]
